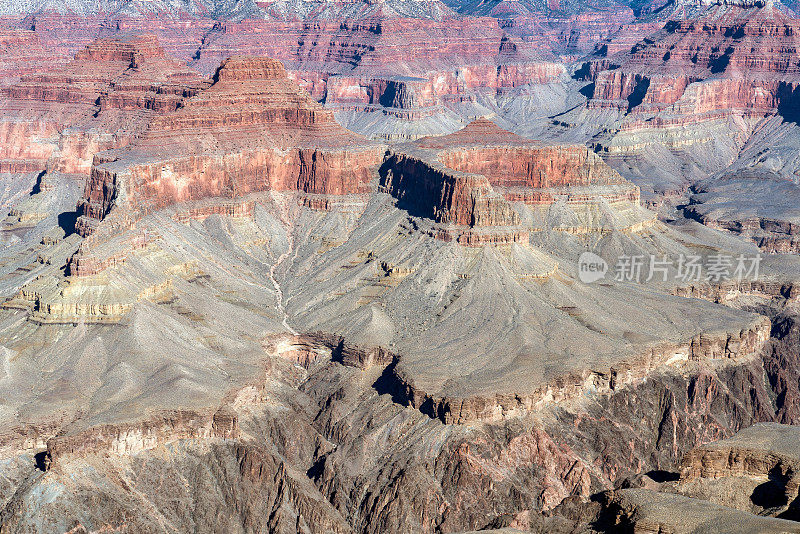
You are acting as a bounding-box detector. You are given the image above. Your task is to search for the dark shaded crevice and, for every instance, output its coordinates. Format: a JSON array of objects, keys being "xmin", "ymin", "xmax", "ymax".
[
  {"xmin": 33, "ymin": 451, "xmax": 50, "ymax": 472},
  {"xmin": 626, "ymin": 78, "xmax": 650, "ymax": 113},
  {"xmin": 371, "ymin": 359, "xmax": 410, "ymax": 408},
  {"xmin": 58, "ymin": 210, "xmax": 79, "ymax": 237},
  {"xmin": 29, "ymin": 171, "xmax": 45, "ymax": 196},
  {"xmin": 590, "ymin": 492, "xmax": 633, "ymax": 532},
  {"xmin": 579, "ymin": 82, "xmax": 595, "ymax": 99},
  {"xmin": 573, "ymin": 62, "xmax": 592, "ymax": 80},
  {"xmin": 777, "ymin": 83, "xmax": 800, "ymax": 124},
  {"xmin": 777, "ymin": 494, "xmax": 800, "ymax": 521},
  {"xmin": 306, "ymin": 456, "xmax": 326, "ymax": 482},
  {"xmin": 644, "ymin": 469, "xmax": 679, "ymax": 483},
  {"xmin": 709, "ymin": 47, "xmax": 733, "ymax": 74}
]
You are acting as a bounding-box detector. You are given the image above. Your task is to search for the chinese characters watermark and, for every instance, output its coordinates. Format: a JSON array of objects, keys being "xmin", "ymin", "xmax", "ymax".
[{"xmin": 578, "ymin": 252, "xmax": 761, "ymax": 284}]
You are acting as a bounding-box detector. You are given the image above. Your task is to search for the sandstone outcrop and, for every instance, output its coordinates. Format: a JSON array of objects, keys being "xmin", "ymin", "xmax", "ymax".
[
  {"xmin": 594, "ymin": 422, "xmax": 800, "ymax": 531},
  {"xmin": 677, "ymin": 422, "xmax": 800, "ymax": 518},
  {"xmin": 46, "ymin": 408, "xmax": 239, "ymax": 462},
  {"xmin": 75, "ymin": 55, "xmax": 383, "ymax": 237},
  {"xmin": 381, "ymin": 118, "xmax": 644, "ymax": 244},
  {"xmin": 0, "ymin": 34, "xmax": 207, "ymax": 176},
  {"xmin": 599, "ymin": 488, "xmax": 800, "ymax": 533},
  {"xmin": 587, "ymin": 0, "xmax": 800, "ymax": 118}
]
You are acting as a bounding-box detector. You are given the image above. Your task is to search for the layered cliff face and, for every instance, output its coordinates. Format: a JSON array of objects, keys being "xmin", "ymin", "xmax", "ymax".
[
  {"xmin": 4, "ymin": 3, "xmax": 800, "ymax": 533},
  {"xmin": 1, "ymin": 259, "xmax": 799, "ymax": 532},
  {"xmin": 496, "ymin": 6, "xmax": 638, "ymax": 58},
  {"xmin": 75, "ymin": 55, "xmax": 383, "ymax": 239},
  {"xmin": 380, "ymin": 118, "xmax": 647, "ymax": 243},
  {"xmin": 0, "ymin": 29, "xmax": 60, "ymax": 82},
  {"xmin": 188, "ymin": 14, "xmax": 568, "ymax": 140},
  {"xmin": 547, "ymin": 0, "xmax": 800, "ymax": 198},
  {"xmin": 0, "ymin": 34, "xmax": 207, "ymax": 176},
  {"xmin": 596, "ymin": 422, "xmax": 800, "ymax": 531},
  {"xmin": 681, "ymin": 169, "xmax": 800, "ymax": 253},
  {"xmin": 588, "ymin": 0, "xmax": 800, "ymax": 117},
  {"xmin": 3, "ymin": 116, "xmax": 800, "ymax": 531},
  {"xmin": 440, "ymin": 0, "xmax": 641, "ymax": 58},
  {"xmin": 679, "ymin": 422, "xmax": 800, "ymax": 517},
  {"xmin": 0, "ymin": 0, "xmax": 575, "ymax": 142}
]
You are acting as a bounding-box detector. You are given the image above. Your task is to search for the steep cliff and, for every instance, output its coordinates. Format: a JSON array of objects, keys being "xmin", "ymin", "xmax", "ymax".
[
  {"xmin": 380, "ymin": 118, "xmax": 644, "ymax": 244},
  {"xmin": 589, "ymin": 0, "xmax": 800, "ymax": 117},
  {"xmin": 75, "ymin": 55, "xmax": 383, "ymax": 236},
  {"xmin": 0, "ymin": 34, "xmax": 207, "ymax": 176}
]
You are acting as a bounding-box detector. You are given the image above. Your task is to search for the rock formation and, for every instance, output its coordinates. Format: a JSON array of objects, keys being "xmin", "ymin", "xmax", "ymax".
[
  {"xmin": 0, "ymin": 0, "xmax": 578, "ymax": 141},
  {"xmin": 75, "ymin": 55, "xmax": 383, "ymax": 238},
  {"xmin": 188, "ymin": 13, "xmax": 568, "ymax": 140},
  {"xmin": 678, "ymin": 422, "xmax": 800, "ymax": 518},
  {"xmin": 596, "ymin": 423, "xmax": 800, "ymax": 531},
  {"xmin": 599, "ymin": 488, "xmax": 800, "ymax": 532},
  {"xmin": 381, "ymin": 118, "xmax": 646, "ymax": 244},
  {"xmin": 587, "ymin": 0, "xmax": 800, "ymax": 117},
  {"xmin": 537, "ymin": 0, "xmax": 800, "ymax": 200},
  {"xmin": 0, "ymin": 34, "xmax": 207, "ymax": 176}
]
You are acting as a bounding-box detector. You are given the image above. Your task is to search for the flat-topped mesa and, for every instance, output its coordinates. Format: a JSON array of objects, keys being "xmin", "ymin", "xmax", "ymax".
[
  {"xmin": 588, "ymin": 0, "xmax": 800, "ymax": 116},
  {"xmin": 74, "ymin": 34, "xmax": 167, "ymax": 68},
  {"xmin": 213, "ymin": 55, "xmax": 287, "ymax": 81},
  {"xmin": 75, "ymin": 56, "xmax": 383, "ymax": 238},
  {"xmin": 679, "ymin": 423, "xmax": 800, "ymax": 486},
  {"xmin": 381, "ymin": 119, "xmax": 640, "ymax": 244}
]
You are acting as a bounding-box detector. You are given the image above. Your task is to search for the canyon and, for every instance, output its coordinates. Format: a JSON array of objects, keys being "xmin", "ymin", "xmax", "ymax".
[{"xmin": 1, "ymin": 0, "xmax": 800, "ymax": 532}]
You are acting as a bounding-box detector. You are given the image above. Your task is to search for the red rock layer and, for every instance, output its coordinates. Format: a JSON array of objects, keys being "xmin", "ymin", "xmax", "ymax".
[
  {"xmin": 188, "ymin": 16, "xmax": 561, "ymax": 110},
  {"xmin": 192, "ymin": 16, "xmax": 545, "ymax": 76},
  {"xmin": 0, "ymin": 29, "xmax": 62, "ymax": 82},
  {"xmin": 381, "ymin": 151, "xmax": 520, "ymax": 227},
  {"xmin": 7, "ymin": 11, "xmax": 566, "ymax": 118},
  {"xmin": 588, "ymin": 1, "xmax": 800, "ymax": 116},
  {"xmin": 322, "ymin": 61, "xmax": 565, "ymax": 110},
  {"xmin": 14, "ymin": 13, "xmax": 216, "ymax": 61},
  {"xmin": 5, "ymin": 35, "xmax": 204, "ymax": 110},
  {"xmin": 500, "ymin": 6, "xmax": 637, "ymax": 58},
  {"xmin": 76, "ymin": 56, "xmax": 383, "ymax": 237},
  {"xmin": 381, "ymin": 119, "xmax": 637, "ymax": 243},
  {"xmin": 439, "ymin": 146, "xmax": 618, "ymax": 189},
  {"xmin": 0, "ymin": 34, "xmax": 208, "ymax": 175},
  {"xmin": 596, "ymin": 22, "xmax": 664, "ymax": 57}
]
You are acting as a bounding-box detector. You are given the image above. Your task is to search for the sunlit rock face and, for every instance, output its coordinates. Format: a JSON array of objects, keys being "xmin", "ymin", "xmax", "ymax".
[
  {"xmin": 379, "ymin": 118, "xmax": 645, "ymax": 245},
  {"xmin": 75, "ymin": 55, "xmax": 383, "ymax": 237},
  {"xmin": 587, "ymin": 0, "xmax": 800, "ymax": 117},
  {"xmin": 0, "ymin": 34, "xmax": 207, "ymax": 177},
  {"xmin": 0, "ymin": 0, "xmax": 577, "ymax": 143}
]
